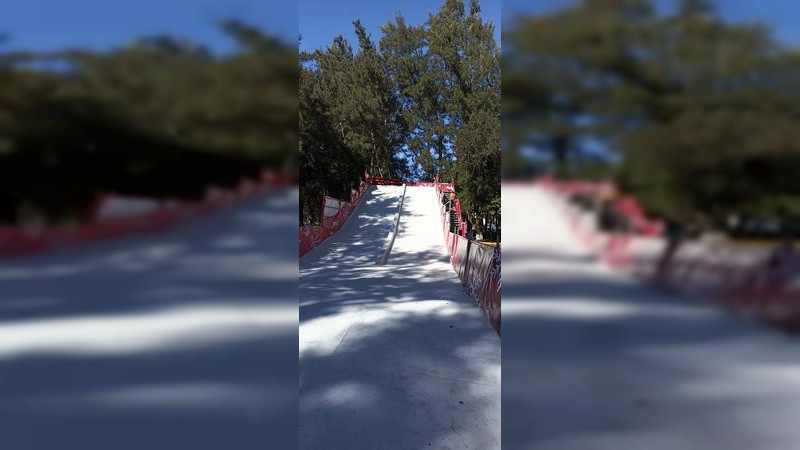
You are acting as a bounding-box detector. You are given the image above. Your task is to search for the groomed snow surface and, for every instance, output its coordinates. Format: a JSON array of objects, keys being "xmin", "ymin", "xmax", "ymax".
[
  {"xmin": 0, "ymin": 188, "xmax": 299, "ymax": 450},
  {"xmin": 504, "ymin": 184, "xmax": 800, "ymax": 450},
  {"xmin": 300, "ymin": 185, "xmax": 502, "ymax": 449},
  {"xmin": 5, "ymin": 181, "xmax": 795, "ymax": 449}
]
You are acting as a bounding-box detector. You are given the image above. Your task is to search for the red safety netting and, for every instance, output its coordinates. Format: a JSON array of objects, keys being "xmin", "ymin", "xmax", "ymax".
[
  {"xmin": 0, "ymin": 172, "xmax": 293, "ymax": 258},
  {"xmin": 546, "ymin": 179, "xmax": 662, "ymax": 237},
  {"xmin": 300, "ymin": 175, "xmax": 372, "ymax": 257},
  {"xmin": 371, "ymin": 176, "xmax": 403, "ymax": 186},
  {"xmin": 614, "ymin": 195, "xmax": 663, "ymax": 236},
  {"xmin": 540, "ymin": 179, "xmax": 800, "ymax": 332},
  {"xmin": 436, "ymin": 179, "xmax": 501, "ymax": 335}
]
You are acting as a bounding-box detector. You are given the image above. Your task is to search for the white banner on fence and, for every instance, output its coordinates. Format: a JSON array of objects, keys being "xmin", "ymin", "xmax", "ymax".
[{"xmin": 323, "ymin": 197, "xmax": 343, "ymax": 218}]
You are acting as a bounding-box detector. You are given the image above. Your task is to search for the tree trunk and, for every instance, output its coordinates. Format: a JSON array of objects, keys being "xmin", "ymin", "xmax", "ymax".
[{"xmin": 552, "ymin": 134, "xmax": 570, "ymax": 178}]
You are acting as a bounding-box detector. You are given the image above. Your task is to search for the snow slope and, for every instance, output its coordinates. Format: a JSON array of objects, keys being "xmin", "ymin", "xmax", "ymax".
[
  {"xmin": 0, "ymin": 188, "xmax": 298, "ymax": 449},
  {"xmin": 300, "ymin": 185, "xmax": 501, "ymax": 449},
  {"xmin": 504, "ymin": 184, "xmax": 800, "ymax": 450}
]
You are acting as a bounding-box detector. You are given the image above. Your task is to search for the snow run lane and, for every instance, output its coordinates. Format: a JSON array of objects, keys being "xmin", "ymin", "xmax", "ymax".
[
  {"xmin": 0, "ymin": 188, "xmax": 298, "ymax": 450},
  {"xmin": 300, "ymin": 185, "xmax": 501, "ymax": 450},
  {"xmin": 503, "ymin": 184, "xmax": 800, "ymax": 450}
]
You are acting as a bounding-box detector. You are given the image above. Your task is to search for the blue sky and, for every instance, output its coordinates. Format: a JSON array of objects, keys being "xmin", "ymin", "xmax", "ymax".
[
  {"xmin": 3, "ymin": 1, "xmax": 794, "ymax": 54},
  {"xmin": 0, "ymin": 0, "xmax": 297, "ymax": 53},
  {"xmin": 300, "ymin": 0, "xmax": 501, "ymax": 52},
  {"xmin": 502, "ymin": 0, "xmax": 800, "ymax": 46}
]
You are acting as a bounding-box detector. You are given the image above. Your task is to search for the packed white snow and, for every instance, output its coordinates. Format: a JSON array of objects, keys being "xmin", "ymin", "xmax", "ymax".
[
  {"xmin": 300, "ymin": 185, "xmax": 501, "ymax": 450},
  {"xmin": 503, "ymin": 183, "xmax": 800, "ymax": 450},
  {"xmin": 0, "ymin": 188, "xmax": 299, "ymax": 449}
]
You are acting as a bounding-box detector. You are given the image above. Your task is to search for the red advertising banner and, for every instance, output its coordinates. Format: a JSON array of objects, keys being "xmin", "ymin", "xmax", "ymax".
[
  {"xmin": 465, "ymin": 242, "xmax": 501, "ymax": 334},
  {"xmin": 436, "ymin": 181, "xmax": 501, "ymax": 335}
]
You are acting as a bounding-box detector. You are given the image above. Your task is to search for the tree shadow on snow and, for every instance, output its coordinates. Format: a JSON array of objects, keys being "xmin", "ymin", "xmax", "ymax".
[
  {"xmin": 0, "ymin": 188, "xmax": 299, "ymax": 450},
  {"xmin": 503, "ymin": 245, "xmax": 800, "ymax": 449}
]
